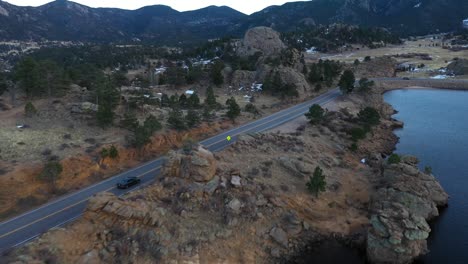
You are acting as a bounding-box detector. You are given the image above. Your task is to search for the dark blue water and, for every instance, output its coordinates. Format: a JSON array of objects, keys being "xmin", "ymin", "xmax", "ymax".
[{"xmin": 384, "ymin": 89, "xmax": 468, "ymax": 264}]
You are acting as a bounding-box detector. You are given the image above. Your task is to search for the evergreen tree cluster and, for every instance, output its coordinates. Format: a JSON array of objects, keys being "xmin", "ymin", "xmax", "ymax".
[
  {"xmin": 283, "ymin": 24, "xmax": 402, "ymax": 53},
  {"xmin": 14, "ymin": 57, "xmax": 70, "ymax": 98},
  {"xmin": 307, "ymin": 59, "xmax": 342, "ymax": 87},
  {"xmin": 347, "ymin": 107, "xmax": 381, "ymax": 150}
]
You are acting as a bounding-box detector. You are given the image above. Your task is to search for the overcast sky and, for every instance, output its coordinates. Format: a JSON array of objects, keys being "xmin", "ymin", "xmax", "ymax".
[{"xmin": 3, "ymin": 0, "xmax": 308, "ymax": 14}]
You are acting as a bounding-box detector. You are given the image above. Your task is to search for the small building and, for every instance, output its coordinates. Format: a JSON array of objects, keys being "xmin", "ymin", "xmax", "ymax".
[{"xmin": 463, "ymin": 19, "xmax": 468, "ymax": 29}]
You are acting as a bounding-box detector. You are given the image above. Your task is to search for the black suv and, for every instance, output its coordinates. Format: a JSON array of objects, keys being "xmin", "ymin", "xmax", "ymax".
[{"xmin": 117, "ymin": 177, "xmax": 141, "ymax": 189}]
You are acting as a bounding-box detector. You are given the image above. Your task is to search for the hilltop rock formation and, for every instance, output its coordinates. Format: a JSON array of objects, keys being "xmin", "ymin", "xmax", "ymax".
[
  {"xmin": 367, "ymin": 156, "xmax": 449, "ymax": 264},
  {"xmin": 237, "ymin": 26, "xmax": 286, "ymax": 57}
]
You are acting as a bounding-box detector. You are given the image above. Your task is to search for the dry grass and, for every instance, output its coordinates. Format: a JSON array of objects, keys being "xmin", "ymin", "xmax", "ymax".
[{"xmin": 306, "ymin": 36, "xmax": 468, "ymax": 78}]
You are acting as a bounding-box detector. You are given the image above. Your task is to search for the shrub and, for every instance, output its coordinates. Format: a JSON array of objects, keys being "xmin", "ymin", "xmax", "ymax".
[
  {"xmin": 358, "ymin": 78, "xmax": 375, "ymax": 92},
  {"xmin": 424, "ymin": 166, "xmax": 433, "ymax": 174},
  {"xmin": 358, "ymin": 107, "xmax": 380, "ymax": 126},
  {"xmin": 100, "ymin": 148, "xmax": 109, "ymax": 159},
  {"xmin": 305, "ymin": 104, "xmax": 325, "ymax": 125},
  {"xmin": 38, "ymin": 161, "xmax": 63, "ymax": 191},
  {"xmin": 350, "ymin": 143, "xmax": 358, "ymax": 152},
  {"xmin": 25, "ymin": 102, "xmax": 37, "ymax": 117},
  {"xmin": 109, "ymin": 145, "xmax": 119, "ymax": 159},
  {"xmin": 349, "ymin": 127, "xmax": 367, "ymax": 141},
  {"xmin": 387, "ymin": 154, "xmax": 401, "ymax": 164},
  {"xmin": 364, "ymin": 56, "xmax": 372, "ymax": 62},
  {"xmin": 314, "ymin": 83, "xmax": 322, "ymax": 92},
  {"xmin": 244, "ymin": 103, "xmax": 259, "ymax": 115},
  {"xmin": 306, "ymin": 166, "xmax": 327, "ymax": 198}
]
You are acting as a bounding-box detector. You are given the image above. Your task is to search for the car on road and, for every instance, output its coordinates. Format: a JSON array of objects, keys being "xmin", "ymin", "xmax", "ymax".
[
  {"xmin": 402, "ymin": 77, "xmax": 410, "ymax": 80},
  {"xmin": 117, "ymin": 177, "xmax": 141, "ymax": 189}
]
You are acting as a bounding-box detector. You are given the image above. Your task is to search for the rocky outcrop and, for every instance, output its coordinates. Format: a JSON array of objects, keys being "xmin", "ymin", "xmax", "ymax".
[
  {"xmin": 230, "ymin": 70, "xmax": 257, "ymax": 89},
  {"xmin": 70, "ymin": 102, "xmax": 99, "ymax": 114},
  {"xmin": 162, "ymin": 145, "xmax": 217, "ymax": 182},
  {"xmin": 237, "ymin": 27, "xmax": 286, "ymax": 57},
  {"xmin": 367, "ymin": 156, "xmax": 448, "ymax": 264},
  {"xmin": 447, "ymin": 59, "xmax": 468, "ymax": 76}
]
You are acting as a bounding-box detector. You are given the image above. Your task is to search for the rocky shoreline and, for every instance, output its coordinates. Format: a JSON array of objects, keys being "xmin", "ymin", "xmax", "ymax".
[{"xmin": 296, "ymin": 90, "xmax": 449, "ymax": 263}]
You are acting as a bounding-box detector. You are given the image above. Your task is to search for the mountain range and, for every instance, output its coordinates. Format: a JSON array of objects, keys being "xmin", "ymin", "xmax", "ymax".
[{"xmin": 0, "ymin": 0, "xmax": 467, "ymax": 44}]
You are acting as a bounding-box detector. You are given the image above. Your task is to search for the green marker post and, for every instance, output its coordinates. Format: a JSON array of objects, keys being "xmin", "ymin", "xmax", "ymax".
[{"xmin": 226, "ymin": 136, "xmax": 232, "ymax": 141}]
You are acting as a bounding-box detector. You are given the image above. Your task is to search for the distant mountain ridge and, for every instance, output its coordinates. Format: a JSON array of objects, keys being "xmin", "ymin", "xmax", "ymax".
[{"xmin": 0, "ymin": 0, "xmax": 467, "ymax": 43}]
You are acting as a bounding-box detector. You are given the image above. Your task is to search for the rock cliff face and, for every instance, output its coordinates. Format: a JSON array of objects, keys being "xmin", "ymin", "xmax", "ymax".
[{"xmin": 367, "ymin": 156, "xmax": 449, "ymax": 263}]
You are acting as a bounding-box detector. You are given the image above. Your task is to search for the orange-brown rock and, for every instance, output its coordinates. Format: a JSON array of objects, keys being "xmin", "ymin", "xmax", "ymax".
[{"xmin": 162, "ymin": 145, "xmax": 217, "ymax": 182}]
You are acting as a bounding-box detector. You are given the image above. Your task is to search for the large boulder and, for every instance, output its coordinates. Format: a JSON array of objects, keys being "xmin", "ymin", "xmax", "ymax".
[
  {"xmin": 367, "ymin": 156, "xmax": 448, "ymax": 263},
  {"xmin": 162, "ymin": 145, "xmax": 217, "ymax": 182},
  {"xmin": 237, "ymin": 27, "xmax": 286, "ymax": 57}
]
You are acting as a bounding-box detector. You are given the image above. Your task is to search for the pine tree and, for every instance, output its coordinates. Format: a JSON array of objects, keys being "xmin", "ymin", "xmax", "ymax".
[
  {"xmin": 96, "ymin": 103, "xmax": 114, "ymax": 127},
  {"xmin": 143, "ymin": 115, "xmax": 162, "ymax": 133},
  {"xmin": 211, "ymin": 60, "xmax": 224, "ymax": 86},
  {"xmin": 305, "ymin": 104, "xmax": 325, "ymax": 125},
  {"xmin": 161, "ymin": 94, "xmax": 170, "ymax": 107},
  {"xmin": 205, "ymin": 86, "xmax": 217, "ymax": 109},
  {"xmin": 226, "ymin": 97, "xmax": 241, "ymax": 122},
  {"xmin": 169, "ymin": 93, "xmax": 179, "ymax": 108},
  {"xmin": 14, "ymin": 57, "xmax": 41, "ymax": 97},
  {"xmin": 338, "ymin": 70, "xmax": 356, "ymax": 94},
  {"xmin": 187, "ymin": 93, "xmax": 201, "ymax": 108},
  {"xmin": 306, "ymin": 166, "xmax": 326, "ymax": 198},
  {"xmin": 202, "ymin": 105, "xmax": 213, "ymax": 121},
  {"xmin": 179, "ymin": 94, "xmax": 188, "ymax": 108},
  {"xmin": 185, "ymin": 109, "xmax": 201, "ymax": 128},
  {"xmin": 167, "ymin": 108, "xmax": 186, "ymax": 130}
]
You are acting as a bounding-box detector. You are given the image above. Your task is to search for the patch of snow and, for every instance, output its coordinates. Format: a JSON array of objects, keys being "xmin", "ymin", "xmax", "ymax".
[
  {"xmin": 251, "ymin": 83, "xmax": 263, "ymax": 92},
  {"xmin": 431, "ymin": 75, "xmax": 451, "ymax": 79},
  {"xmin": 306, "ymin": 47, "xmax": 317, "ymax": 54}
]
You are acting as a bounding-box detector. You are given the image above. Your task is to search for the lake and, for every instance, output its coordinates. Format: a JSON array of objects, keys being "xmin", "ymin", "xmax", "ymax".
[{"xmin": 384, "ymin": 88, "xmax": 468, "ymax": 264}]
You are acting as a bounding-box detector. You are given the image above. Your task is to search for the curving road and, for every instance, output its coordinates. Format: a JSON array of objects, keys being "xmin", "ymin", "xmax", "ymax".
[{"xmin": 0, "ymin": 88, "xmax": 341, "ymax": 254}]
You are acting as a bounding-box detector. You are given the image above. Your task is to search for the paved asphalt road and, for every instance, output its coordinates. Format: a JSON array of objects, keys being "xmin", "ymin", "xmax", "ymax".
[{"xmin": 0, "ymin": 88, "xmax": 341, "ymax": 254}]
